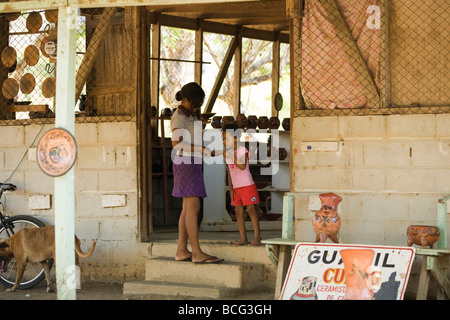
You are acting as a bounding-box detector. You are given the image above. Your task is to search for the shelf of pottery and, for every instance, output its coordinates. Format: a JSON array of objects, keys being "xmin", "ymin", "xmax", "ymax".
[{"xmin": 201, "ymin": 114, "xmax": 290, "ymax": 232}]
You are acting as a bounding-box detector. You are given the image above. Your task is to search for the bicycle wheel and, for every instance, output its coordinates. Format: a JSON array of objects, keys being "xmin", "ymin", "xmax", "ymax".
[{"xmin": 0, "ymin": 215, "xmax": 53, "ymax": 290}]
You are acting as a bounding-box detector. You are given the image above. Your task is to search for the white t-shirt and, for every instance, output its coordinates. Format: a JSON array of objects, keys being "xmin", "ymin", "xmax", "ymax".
[{"xmin": 171, "ymin": 108, "xmax": 203, "ymax": 158}]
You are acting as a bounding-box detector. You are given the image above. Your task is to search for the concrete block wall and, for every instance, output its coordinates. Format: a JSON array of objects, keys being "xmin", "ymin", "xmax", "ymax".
[
  {"xmin": 291, "ymin": 114, "xmax": 450, "ymax": 247},
  {"xmin": 0, "ymin": 122, "xmax": 148, "ymax": 283}
]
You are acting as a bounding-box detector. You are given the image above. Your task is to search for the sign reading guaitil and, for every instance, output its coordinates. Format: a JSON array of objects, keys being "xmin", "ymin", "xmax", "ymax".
[{"xmin": 280, "ymin": 243, "xmax": 415, "ymax": 300}]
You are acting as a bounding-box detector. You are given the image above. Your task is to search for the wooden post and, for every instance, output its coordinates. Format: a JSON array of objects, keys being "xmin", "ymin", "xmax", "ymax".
[
  {"xmin": 271, "ymin": 32, "xmax": 280, "ymax": 116},
  {"xmin": 54, "ymin": 5, "xmax": 78, "ymax": 300},
  {"xmin": 233, "ymin": 30, "xmax": 242, "ymax": 116}
]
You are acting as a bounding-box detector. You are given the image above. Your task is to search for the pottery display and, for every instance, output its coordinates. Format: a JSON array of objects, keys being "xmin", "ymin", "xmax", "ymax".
[
  {"xmin": 282, "ymin": 118, "xmax": 290, "ymax": 131},
  {"xmin": 267, "ymin": 147, "xmax": 288, "ymax": 160},
  {"xmin": 235, "ymin": 114, "xmax": 247, "ymax": 129},
  {"xmin": 269, "ymin": 116, "xmax": 280, "ymax": 129},
  {"xmin": 211, "ymin": 116, "xmax": 222, "ymax": 129},
  {"xmin": 257, "ymin": 116, "xmax": 269, "ymax": 129},
  {"xmin": 340, "ymin": 249, "xmax": 375, "ymax": 300},
  {"xmin": 312, "ymin": 193, "xmax": 342, "ymax": 243},
  {"xmin": 221, "ymin": 116, "xmax": 235, "ymax": 127},
  {"xmin": 406, "ymin": 225, "xmax": 440, "ymax": 248},
  {"xmin": 247, "ymin": 115, "xmax": 258, "ymax": 129}
]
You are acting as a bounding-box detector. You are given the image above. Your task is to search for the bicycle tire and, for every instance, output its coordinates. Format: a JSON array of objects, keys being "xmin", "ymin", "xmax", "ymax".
[{"xmin": 0, "ymin": 215, "xmax": 53, "ymax": 290}]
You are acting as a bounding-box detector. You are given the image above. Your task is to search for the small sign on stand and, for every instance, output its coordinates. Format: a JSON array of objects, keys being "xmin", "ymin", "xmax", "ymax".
[{"xmin": 280, "ymin": 243, "xmax": 415, "ymax": 300}]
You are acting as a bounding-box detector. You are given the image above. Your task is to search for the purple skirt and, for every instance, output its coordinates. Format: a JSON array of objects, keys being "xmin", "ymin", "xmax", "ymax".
[{"xmin": 172, "ymin": 156, "xmax": 207, "ymax": 198}]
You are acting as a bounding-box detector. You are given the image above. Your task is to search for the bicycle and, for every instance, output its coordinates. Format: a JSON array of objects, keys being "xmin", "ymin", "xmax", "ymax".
[{"xmin": 0, "ymin": 182, "xmax": 52, "ymax": 290}]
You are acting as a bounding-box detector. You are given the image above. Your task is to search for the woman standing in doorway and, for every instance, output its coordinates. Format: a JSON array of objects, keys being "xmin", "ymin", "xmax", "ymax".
[{"xmin": 171, "ymin": 82, "xmax": 223, "ymax": 264}]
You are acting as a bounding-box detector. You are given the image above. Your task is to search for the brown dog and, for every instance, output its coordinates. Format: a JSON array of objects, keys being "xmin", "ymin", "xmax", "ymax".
[{"xmin": 0, "ymin": 225, "xmax": 96, "ymax": 293}]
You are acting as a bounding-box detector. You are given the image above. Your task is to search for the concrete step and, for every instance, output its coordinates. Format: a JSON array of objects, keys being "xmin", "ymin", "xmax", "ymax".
[
  {"xmin": 150, "ymin": 241, "xmax": 272, "ymax": 265},
  {"xmin": 123, "ymin": 280, "xmax": 241, "ymax": 299},
  {"xmin": 145, "ymin": 257, "xmax": 264, "ymax": 290}
]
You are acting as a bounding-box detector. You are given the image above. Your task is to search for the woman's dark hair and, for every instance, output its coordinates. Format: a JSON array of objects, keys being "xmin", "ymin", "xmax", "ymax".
[{"xmin": 175, "ymin": 82, "xmax": 205, "ymax": 108}]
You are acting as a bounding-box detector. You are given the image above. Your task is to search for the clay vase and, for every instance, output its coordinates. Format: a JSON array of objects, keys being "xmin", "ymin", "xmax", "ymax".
[
  {"xmin": 247, "ymin": 115, "xmax": 258, "ymax": 129},
  {"xmin": 161, "ymin": 107, "xmax": 172, "ymax": 118},
  {"xmin": 312, "ymin": 193, "xmax": 342, "ymax": 243},
  {"xmin": 221, "ymin": 116, "xmax": 235, "ymax": 128},
  {"xmin": 235, "ymin": 114, "xmax": 247, "ymax": 129},
  {"xmin": 269, "ymin": 116, "xmax": 280, "ymax": 129},
  {"xmin": 211, "ymin": 116, "xmax": 222, "ymax": 129},
  {"xmin": 340, "ymin": 249, "xmax": 375, "ymax": 300},
  {"xmin": 258, "ymin": 116, "xmax": 269, "ymax": 129},
  {"xmin": 282, "ymin": 118, "xmax": 290, "ymax": 131},
  {"xmin": 406, "ymin": 225, "xmax": 440, "ymax": 248}
]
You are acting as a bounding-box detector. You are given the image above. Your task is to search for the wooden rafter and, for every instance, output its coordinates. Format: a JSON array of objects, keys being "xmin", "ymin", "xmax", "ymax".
[
  {"xmin": 75, "ymin": 7, "xmax": 117, "ymax": 103},
  {"xmin": 203, "ymin": 36, "xmax": 239, "ymax": 114}
]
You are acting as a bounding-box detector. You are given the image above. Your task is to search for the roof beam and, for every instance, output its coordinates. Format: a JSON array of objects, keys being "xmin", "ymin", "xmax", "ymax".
[{"xmin": 0, "ymin": 0, "xmax": 263, "ymax": 13}]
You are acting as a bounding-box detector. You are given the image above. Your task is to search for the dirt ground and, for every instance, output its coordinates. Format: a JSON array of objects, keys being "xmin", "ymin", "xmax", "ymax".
[{"xmin": 0, "ymin": 280, "xmax": 275, "ymax": 300}]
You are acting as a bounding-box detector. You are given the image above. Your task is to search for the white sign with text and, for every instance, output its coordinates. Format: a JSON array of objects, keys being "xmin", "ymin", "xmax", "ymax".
[{"xmin": 281, "ymin": 243, "xmax": 415, "ymax": 300}]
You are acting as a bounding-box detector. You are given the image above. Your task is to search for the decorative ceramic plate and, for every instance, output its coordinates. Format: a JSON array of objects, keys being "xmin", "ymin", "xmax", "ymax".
[{"xmin": 36, "ymin": 128, "xmax": 77, "ymax": 177}]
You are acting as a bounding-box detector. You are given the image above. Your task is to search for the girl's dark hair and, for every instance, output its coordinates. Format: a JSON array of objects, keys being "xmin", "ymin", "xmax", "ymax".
[{"xmin": 175, "ymin": 82, "xmax": 205, "ymax": 104}]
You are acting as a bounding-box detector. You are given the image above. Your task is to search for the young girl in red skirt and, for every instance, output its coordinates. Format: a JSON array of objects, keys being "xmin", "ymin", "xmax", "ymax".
[{"xmin": 222, "ymin": 123, "xmax": 262, "ymax": 247}]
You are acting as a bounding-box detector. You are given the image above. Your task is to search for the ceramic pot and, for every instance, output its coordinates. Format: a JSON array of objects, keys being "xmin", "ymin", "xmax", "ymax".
[
  {"xmin": 407, "ymin": 225, "xmax": 440, "ymax": 248},
  {"xmin": 312, "ymin": 193, "xmax": 342, "ymax": 243},
  {"xmin": 235, "ymin": 114, "xmax": 247, "ymax": 129},
  {"xmin": 161, "ymin": 107, "xmax": 172, "ymax": 118},
  {"xmin": 150, "ymin": 106, "xmax": 157, "ymax": 117},
  {"xmin": 340, "ymin": 249, "xmax": 375, "ymax": 300},
  {"xmin": 258, "ymin": 116, "xmax": 269, "ymax": 129},
  {"xmin": 221, "ymin": 116, "xmax": 235, "ymax": 127},
  {"xmin": 267, "ymin": 147, "xmax": 287, "ymax": 160},
  {"xmin": 269, "ymin": 116, "xmax": 280, "ymax": 129},
  {"xmin": 247, "ymin": 115, "xmax": 258, "ymax": 129},
  {"xmin": 211, "ymin": 116, "xmax": 222, "ymax": 129},
  {"xmin": 282, "ymin": 118, "xmax": 290, "ymax": 131}
]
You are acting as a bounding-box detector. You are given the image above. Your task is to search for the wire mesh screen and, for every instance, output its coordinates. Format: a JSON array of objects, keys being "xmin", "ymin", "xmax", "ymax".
[
  {"xmin": 0, "ymin": 8, "xmax": 136, "ymax": 125},
  {"xmin": 295, "ymin": 0, "xmax": 450, "ymax": 117}
]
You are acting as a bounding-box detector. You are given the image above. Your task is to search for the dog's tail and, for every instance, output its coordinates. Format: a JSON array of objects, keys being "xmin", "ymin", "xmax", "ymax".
[{"xmin": 75, "ymin": 238, "xmax": 96, "ymax": 258}]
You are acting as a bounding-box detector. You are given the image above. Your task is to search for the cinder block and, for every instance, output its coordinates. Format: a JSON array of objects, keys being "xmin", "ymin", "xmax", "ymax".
[
  {"xmin": 98, "ymin": 170, "xmax": 137, "ymax": 192},
  {"xmin": 339, "ymin": 116, "xmax": 386, "ymax": 139},
  {"xmin": 293, "ymin": 116, "xmax": 339, "ymax": 141},
  {"xmin": 386, "ymin": 115, "xmax": 435, "ymax": 138},
  {"xmin": 116, "ymin": 146, "xmax": 136, "ymax": 168},
  {"xmin": 0, "ymin": 126, "xmax": 23, "ymax": 146},
  {"xmin": 364, "ymin": 141, "xmax": 412, "ymax": 167},
  {"xmin": 75, "ymin": 123, "xmax": 98, "ymax": 145},
  {"xmin": 98, "ymin": 122, "xmax": 136, "ymax": 145},
  {"xmin": 436, "ymin": 114, "xmax": 450, "ymax": 138},
  {"xmin": 28, "ymin": 194, "xmax": 51, "ymax": 210},
  {"xmin": 76, "ymin": 146, "xmax": 116, "ymax": 169}
]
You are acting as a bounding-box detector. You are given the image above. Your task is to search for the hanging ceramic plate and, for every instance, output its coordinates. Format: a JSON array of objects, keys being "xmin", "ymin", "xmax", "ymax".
[
  {"xmin": 24, "ymin": 45, "xmax": 40, "ymax": 66},
  {"xmin": 26, "ymin": 12, "xmax": 43, "ymax": 33},
  {"xmin": 20, "ymin": 73, "xmax": 36, "ymax": 94},
  {"xmin": 1, "ymin": 46, "xmax": 17, "ymax": 68},
  {"xmin": 45, "ymin": 10, "xmax": 58, "ymax": 23},
  {"xmin": 2, "ymin": 78, "xmax": 19, "ymax": 99},
  {"xmin": 6, "ymin": 13, "xmax": 21, "ymax": 22},
  {"xmin": 42, "ymin": 77, "xmax": 56, "ymax": 98},
  {"xmin": 36, "ymin": 128, "xmax": 77, "ymax": 177}
]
